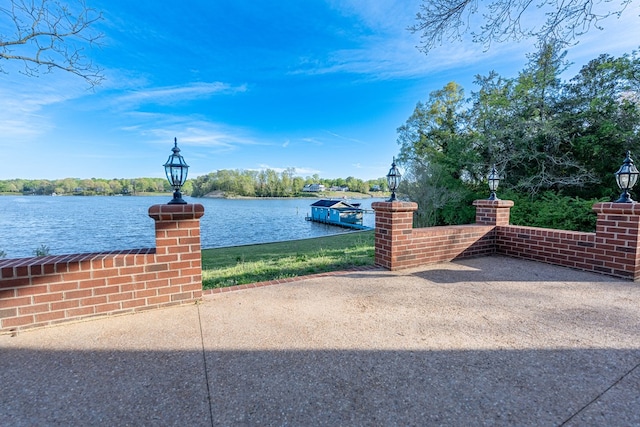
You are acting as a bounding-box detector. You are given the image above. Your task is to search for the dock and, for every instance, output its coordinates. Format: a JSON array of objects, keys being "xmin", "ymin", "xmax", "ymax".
[{"xmin": 305, "ymin": 215, "xmax": 372, "ymax": 230}]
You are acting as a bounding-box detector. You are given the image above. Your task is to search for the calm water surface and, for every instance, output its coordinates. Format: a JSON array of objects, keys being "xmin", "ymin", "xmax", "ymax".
[{"xmin": 0, "ymin": 196, "xmax": 380, "ymax": 259}]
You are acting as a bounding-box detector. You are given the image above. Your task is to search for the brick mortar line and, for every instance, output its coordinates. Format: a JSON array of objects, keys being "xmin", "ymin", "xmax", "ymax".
[{"xmin": 201, "ymin": 265, "xmax": 383, "ymax": 297}]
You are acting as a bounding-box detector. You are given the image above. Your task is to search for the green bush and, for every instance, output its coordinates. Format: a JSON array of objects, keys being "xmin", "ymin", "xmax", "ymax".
[
  {"xmin": 34, "ymin": 244, "xmax": 51, "ymax": 257},
  {"xmin": 505, "ymin": 191, "xmax": 604, "ymax": 232}
]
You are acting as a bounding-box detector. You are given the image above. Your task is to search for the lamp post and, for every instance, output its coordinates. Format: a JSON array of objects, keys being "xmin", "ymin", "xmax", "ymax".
[
  {"xmin": 614, "ymin": 151, "xmax": 639, "ymax": 203},
  {"xmin": 164, "ymin": 138, "xmax": 189, "ymax": 205},
  {"xmin": 488, "ymin": 164, "xmax": 500, "ymax": 200},
  {"xmin": 386, "ymin": 157, "xmax": 401, "ymax": 202}
]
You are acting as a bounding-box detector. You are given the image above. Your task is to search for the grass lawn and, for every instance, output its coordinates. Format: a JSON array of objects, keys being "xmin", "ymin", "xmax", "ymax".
[{"xmin": 201, "ymin": 230, "xmax": 375, "ymax": 289}]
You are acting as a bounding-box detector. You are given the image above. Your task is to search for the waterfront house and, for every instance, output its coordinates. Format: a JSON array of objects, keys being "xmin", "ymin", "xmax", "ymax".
[{"xmin": 302, "ymin": 183, "xmax": 326, "ymax": 192}]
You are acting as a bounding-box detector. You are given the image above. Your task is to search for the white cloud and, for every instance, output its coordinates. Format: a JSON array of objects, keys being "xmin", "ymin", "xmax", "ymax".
[
  {"xmin": 147, "ymin": 121, "xmax": 266, "ymax": 151},
  {"xmin": 0, "ymin": 70, "xmax": 89, "ymax": 143},
  {"xmin": 116, "ymin": 82, "xmax": 248, "ymax": 106},
  {"xmin": 300, "ymin": 137, "xmax": 324, "ymax": 146},
  {"xmin": 325, "ymin": 130, "xmax": 364, "ymax": 144},
  {"xmin": 288, "ymin": 1, "xmax": 522, "ymax": 80},
  {"xmin": 301, "ymin": 0, "xmax": 639, "ymax": 81},
  {"xmin": 110, "ymin": 111, "xmax": 274, "ymax": 156},
  {"xmin": 254, "ymin": 164, "xmax": 321, "ymax": 176}
]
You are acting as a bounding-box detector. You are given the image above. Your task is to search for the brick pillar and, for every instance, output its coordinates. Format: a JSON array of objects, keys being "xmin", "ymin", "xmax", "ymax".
[
  {"xmin": 148, "ymin": 204, "xmax": 205, "ymax": 300},
  {"xmin": 592, "ymin": 202, "xmax": 640, "ymax": 280},
  {"xmin": 473, "ymin": 199, "xmax": 514, "ymax": 226},
  {"xmin": 371, "ymin": 201, "xmax": 418, "ymax": 270}
]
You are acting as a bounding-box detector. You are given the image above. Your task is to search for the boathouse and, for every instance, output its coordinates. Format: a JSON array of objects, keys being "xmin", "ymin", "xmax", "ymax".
[{"xmin": 307, "ymin": 199, "xmax": 366, "ymax": 229}]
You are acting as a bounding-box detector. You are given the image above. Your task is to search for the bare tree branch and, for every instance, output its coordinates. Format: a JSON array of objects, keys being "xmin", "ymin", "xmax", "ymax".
[
  {"xmin": 0, "ymin": 0, "xmax": 104, "ymax": 87},
  {"xmin": 409, "ymin": 0, "xmax": 634, "ymax": 54}
]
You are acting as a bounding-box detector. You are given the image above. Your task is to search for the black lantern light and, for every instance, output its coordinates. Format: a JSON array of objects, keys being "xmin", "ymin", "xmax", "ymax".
[
  {"xmin": 386, "ymin": 157, "xmax": 401, "ymax": 202},
  {"xmin": 614, "ymin": 151, "xmax": 639, "ymax": 203},
  {"xmin": 164, "ymin": 137, "xmax": 189, "ymax": 205},
  {"xmin": 488, "ymin": 164, "xmax": 500, "ymax": 200}
]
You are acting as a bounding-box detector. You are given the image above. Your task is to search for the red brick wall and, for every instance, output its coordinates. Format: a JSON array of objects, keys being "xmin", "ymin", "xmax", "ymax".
[
  {"xmin": 473, "ymin": 199, "xmax": 514, "ymax": 225},
  {"xmin": 373, "ymin": 201, "xmax": 495, "ymax": 270},
  {"xmin": 495, "ymin": 225, "xmax": 598, "ymax": 273},
  {"xmin": 0, "ymin": 204, "xmax": 204, "ymax": 334},
  {"xmin": 496, "ymin": 203, "xmax": 640, "ymax": 280},
  {"xmin": 374, "ymin": 200, "xmax": 640, "ymax": 281}
]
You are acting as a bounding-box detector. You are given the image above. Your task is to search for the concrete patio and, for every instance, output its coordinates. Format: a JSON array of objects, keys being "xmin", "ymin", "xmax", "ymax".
[{"xmin": 1, "ymin": 255, "xmax": 639, "ymax": 426}]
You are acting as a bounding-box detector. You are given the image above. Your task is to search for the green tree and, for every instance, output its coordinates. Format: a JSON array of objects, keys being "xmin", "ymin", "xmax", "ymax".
[
  {"xmin": 181, "ymin": 180, "xmax": 193, "ymax": 196},
  {"xmin": 292, "ymin": 176, "xmax": 305, "ymax": 194},
  {"xmin": 396, "ymin": 44, "xmax": 640, "ymax": 228},
  {"xmin": 502, "ymin": 41, "xmax": 596, "ymax": 194},
  {"xmin": 280, "ymin": 168, "xmax": 296, "ymax": 196},
  {"xmin": 397, "ymin": 81, "xmax": 481, "ymax": 226},
  {"xmin": 561, "ymin": 52, "xmax": 640, "ymax": 198}
]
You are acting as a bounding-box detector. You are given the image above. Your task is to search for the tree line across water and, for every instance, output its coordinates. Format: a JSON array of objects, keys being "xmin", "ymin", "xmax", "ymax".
[
  {"xmin": 189, "ymin": 169, "xmax": 387, "ymax": 197},
  {"xmin": 0, "ymin": 177, "xmax": 180, "ymax": 196},
  {"xmin": 0, "ymin": 171, "xmax": 388, "ymax": 198}
]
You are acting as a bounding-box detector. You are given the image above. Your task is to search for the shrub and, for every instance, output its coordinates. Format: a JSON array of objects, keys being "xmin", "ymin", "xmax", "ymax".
[
  {"xmin": 506, "ymin": 191, "xmax": 604, "ymax": 232},
  {"xmin": 34, "ymin": 244, "xmax": 51, "ymax": 257}
]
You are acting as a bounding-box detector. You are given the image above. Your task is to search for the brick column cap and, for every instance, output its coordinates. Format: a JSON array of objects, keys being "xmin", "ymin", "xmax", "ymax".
[
  {"xmin": 592, "ymin": 202, "xmax": 640, "ymax": 215},
  {"xmin": 472, "ymin": 199, "xmax": 514, "ymax": 208},
  {"xmin": 371, "ymin": 201, "xmax": 418, "ymax": 213},
  {"xmin": 148, "ymin": 204, "xmax": 205, "ymax": 221}
]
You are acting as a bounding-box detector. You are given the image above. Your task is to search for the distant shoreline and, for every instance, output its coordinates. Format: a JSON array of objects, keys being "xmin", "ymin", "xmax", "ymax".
[
  {"xmin": 202, "ymin": 190, "xmax": 383, "ymax": 200},
  {"xmin": 1, "ymin": 191, "xmax": 387, "ymax": 200}
]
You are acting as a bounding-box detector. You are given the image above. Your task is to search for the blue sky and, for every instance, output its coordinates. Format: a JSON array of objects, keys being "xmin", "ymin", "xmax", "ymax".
[{"xmin": 1, "ymin": 0, "xmax": 639, "ymax": 181}]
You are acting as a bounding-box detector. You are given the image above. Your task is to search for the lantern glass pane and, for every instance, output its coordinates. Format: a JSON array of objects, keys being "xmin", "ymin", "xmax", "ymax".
[
  {"xmin": 630, "ymin": 166, "xmax": 639, "ymax": 188},
  {"xmin": 487, "ymin": 166, "xmax": 499, "ymax": 191},
  {"xmin": 387, "ymin": 173, "xmax": 400, "ymax": 191},
  {"xmin": 619, "ymin": 172, "xmax": 630, "ymax": 190}
]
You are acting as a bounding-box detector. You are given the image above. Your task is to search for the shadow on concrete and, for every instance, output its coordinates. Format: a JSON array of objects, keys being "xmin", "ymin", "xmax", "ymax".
[
  {"xmin": 1, "ymin": 347, "xmax": 639, "ymax": 426},
  {"xmin": 413, "ymin": 256, "xmax": 629, "ymax": 284}
]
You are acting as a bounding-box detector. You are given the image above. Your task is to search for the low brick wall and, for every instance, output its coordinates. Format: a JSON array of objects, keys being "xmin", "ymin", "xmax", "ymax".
[
  {"xmin": 496, "ymin": 203, "xmax": 640, "ymax": 280},
  {"xmin": 373, "ymin": 199, "xmax": 640, "ymax": 281},
  {"xmin": 496, "ymin": 226, "xmax": 597, "ymax": 273},
  {"xmin": 0, "ymin": 204, "xmax": 204, "ymax": 334},
  {"xmin": 373, "ymin": 201, "xmax": 496, "ymax": 270},
  {"xmin": 395, "ymin": 225, "xmax": 496, "ymax": 270}
]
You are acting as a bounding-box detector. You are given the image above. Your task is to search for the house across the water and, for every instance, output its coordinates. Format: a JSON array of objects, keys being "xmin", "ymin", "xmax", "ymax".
[
  {"xmin": 306, "ymin": 199, "xmax": 370, "ymax": 230},
  {"xmin": 302, "ymin": 183, "xmax": 326, "ymax": 192}
]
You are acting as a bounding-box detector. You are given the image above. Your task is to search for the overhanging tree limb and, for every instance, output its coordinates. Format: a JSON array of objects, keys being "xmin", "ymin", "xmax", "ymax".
[
  {"xmin": 0, "ymin": 0, "xmax": 104, "ymax": 87},
  {"xmin": 409, "ymin": 0, "xmax": 634, "ymax": 54}
]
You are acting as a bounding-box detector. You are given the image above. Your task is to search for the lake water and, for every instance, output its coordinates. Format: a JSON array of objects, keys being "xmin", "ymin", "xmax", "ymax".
[{"xmin": 0, "ymin": 196, "xmax": 381, "ymax": 259}]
